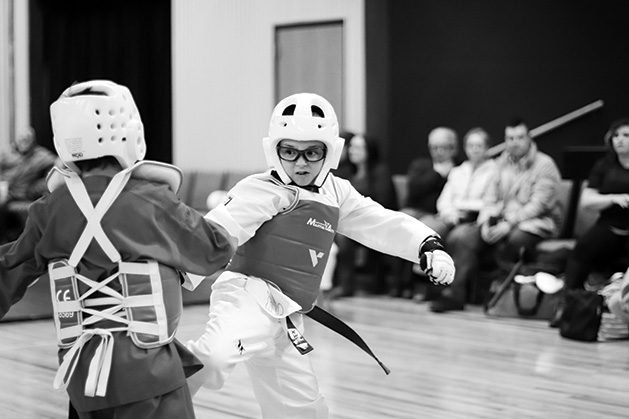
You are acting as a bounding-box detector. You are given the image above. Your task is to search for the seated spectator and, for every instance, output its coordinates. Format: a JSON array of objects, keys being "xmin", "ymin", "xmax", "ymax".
[
  {"xmin": 0, "ymin": 126, "xmax": 59, "ymax": 242},
  {"xmin": 394, "ymin": 126, "xmax": 459, "ymax": 298},
  {"xmin": 419, "ymin": 128, "xmax": 496, "ymax": 302},
  {"xmin": 402, "ymin": 127, "xmax": 459, "ymax": 222},
  {"xmin": 431, "ymin": 118, "xmax": 562, "ymax": 312},
  {"xmin": 424, "ymin": 127, "xmax": 496, "ymax": 238},
  {"xmin": 329, "ymin": 133, "xmax": 398, "ymax": 298},
  {"xmin": 563, "ymin": 118, "xmax": 629, "ymax": 291}
]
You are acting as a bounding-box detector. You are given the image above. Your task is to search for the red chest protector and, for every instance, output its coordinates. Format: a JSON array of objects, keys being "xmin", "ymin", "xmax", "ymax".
[{"xmin": 228, "ymin": 195, "xmax": 339, "ymax": 312}]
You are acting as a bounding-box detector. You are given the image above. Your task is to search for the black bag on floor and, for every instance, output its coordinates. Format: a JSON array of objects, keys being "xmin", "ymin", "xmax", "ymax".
[
  {"xmin": 559, "ymin": 289, "xmax": 604, "ymax": 342},
  {"xmin": 484, "ymin": 254, "xmax": 560, "ymax": 320},
  {"xmin": 485, "ymin": 280, "xmax": 558, "ymax": 320}
]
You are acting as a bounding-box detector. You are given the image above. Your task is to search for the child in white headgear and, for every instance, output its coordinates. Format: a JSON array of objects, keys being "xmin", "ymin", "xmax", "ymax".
[
  {"xmin": 0, "ymin": 80, "xmax": 236, "ymax": 419},
  {"xmin": 186, "ymin": 92, "xmax": 455, "ymax": 418}
]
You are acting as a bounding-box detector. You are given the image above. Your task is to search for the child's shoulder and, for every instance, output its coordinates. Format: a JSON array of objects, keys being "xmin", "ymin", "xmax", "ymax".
[
  {"xmin": 322, "ymin": 172, "xmax": 353, "ymax": 191},
  {"xmin": 319, "ymin": 173, "xmax": 356, "ymax": 203},
  {"xmin": 227, "ymin": 171, "xmax": 298, "ymax": 212},
  {"xmin": 131, "ymin": 161, "xmax": 183, "ymax": 194},
  {"xmin": 233, "ymin": 171, "xmax": 292, "ymax": 193},
  {"xmin": 45, "ymin": 161, "xmax": 183, "ymax": 195}
]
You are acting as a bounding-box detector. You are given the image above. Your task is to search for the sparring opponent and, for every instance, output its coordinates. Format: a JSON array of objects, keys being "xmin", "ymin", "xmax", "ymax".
[
  {"xmin": 0, "ymin": 80, "xmax": 236, "ymax": 419},
  {"xmin": 186, "ymin": 93, "xmax": 456, "ymax": 418}
]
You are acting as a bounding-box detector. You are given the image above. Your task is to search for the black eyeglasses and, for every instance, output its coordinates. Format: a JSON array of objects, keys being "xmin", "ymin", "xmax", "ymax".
[{"xmin": 277, "ymin": 146, "xmax": 327, "ymax": 162}]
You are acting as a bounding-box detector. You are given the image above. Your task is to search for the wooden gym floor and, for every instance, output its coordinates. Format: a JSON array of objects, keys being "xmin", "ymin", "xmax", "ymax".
[{"xmin": 0, "ymin": 296, "xmax": 627, "ymax": 419}]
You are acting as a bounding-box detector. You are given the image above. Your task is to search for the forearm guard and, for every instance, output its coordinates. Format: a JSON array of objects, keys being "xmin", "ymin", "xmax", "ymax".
[{"xmin": 418, "ymin": 235, "xmax": 445, "ymax": 257}]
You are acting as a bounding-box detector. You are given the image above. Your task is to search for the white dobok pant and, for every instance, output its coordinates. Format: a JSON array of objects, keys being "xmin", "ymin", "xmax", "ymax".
[{"xmin": 186, "ymin": 273, "xmax": 328, "ymax": 419}]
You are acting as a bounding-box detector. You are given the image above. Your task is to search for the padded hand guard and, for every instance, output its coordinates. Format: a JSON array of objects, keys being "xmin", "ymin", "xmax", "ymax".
[{"xmin": 419, "ymin": 236, "xmax": 455, "ymax": 285}]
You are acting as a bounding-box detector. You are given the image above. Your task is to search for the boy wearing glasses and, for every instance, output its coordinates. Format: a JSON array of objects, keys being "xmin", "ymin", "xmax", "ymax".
[{"xmin": 186, "ymin": 93, "xmax": 455, "ymax": 418}]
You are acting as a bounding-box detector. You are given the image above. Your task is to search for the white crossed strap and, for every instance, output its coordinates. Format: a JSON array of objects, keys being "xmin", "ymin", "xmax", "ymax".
[
  {"xmin": 53, "ymin": 167, "xmax": 159, "ymax": 397},
  {"xmin": 53, "ymin": 261, "xmax": 163, "ymax": 396},
  {"xmin": 64, "ymin": 169, "xmax": 134, "ymax": 267}
]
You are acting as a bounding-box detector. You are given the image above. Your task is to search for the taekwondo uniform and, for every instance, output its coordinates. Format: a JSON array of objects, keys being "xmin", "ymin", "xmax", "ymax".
[
  {"xmin": 187, "ymin": 171, "xmax": 438, "ymax": 419},
  {"xmin": 0, "ymin": 162, "xmax": 235, "ymax": 417}
]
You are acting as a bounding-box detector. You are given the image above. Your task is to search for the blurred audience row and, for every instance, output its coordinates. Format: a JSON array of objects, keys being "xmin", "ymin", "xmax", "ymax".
[
  {"xmin": 325, "ymin": 118, "xmax": 629, "ymax": 321},
  {"xmin": 3, "ymin": 118, "xmax": 629, "ymax": 321},
  {"xmin": 0, "ymin": 127, "xmax": 60, "ymax": 243}
]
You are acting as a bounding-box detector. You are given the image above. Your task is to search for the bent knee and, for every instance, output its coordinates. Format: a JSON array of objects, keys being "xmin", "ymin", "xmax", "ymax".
[{"xmin": 187, "ymin": 337, "xmax": 236, "ymax": 376}]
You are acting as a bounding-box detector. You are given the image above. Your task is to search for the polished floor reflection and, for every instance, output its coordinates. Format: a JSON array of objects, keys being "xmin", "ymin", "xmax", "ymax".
[{"xmin": 0, "ymin": 297, "xmax": 628, "ymax": 419}]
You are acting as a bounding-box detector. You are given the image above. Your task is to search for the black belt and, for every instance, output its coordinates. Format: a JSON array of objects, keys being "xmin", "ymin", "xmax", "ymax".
[{"xmin": 305, "ymin": 305, "xmax": 390, "ymax": 375}]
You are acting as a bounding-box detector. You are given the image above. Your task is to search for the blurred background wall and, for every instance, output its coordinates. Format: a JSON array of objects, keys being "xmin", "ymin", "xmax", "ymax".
[
  {"xmin": 172, "ymin": 0, "xmax": 365, "ymax": 172},
  {"xmin": 0, "ymin": 0, "xmax": 28, "ymax": 154},
  {"xmin": 365, "ymin": 0, "xmax": 629, "ymax": 175},
  {"xmin": 1, "ymin": 0, "xmax": 628, "ymax": 177},
  {"xmin": 1, "ymin": 0, "xmax": 364, "ymax": 173}
]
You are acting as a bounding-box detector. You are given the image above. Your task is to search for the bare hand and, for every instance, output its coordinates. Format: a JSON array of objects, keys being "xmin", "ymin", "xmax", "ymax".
[
  {"xmin": 481, "ymin": 221, "xmax": 511, "ymax": 244},
  {"xmin": 612, "ymin": 194, "xmax": 629, "ymax": 209},
  {"xmin": 440, "ymin": 211, "xmax": 461, "ymax": 226},
  {"xmin": 433, "ymin": 162, "xmax": 454, "ymax": 178}
]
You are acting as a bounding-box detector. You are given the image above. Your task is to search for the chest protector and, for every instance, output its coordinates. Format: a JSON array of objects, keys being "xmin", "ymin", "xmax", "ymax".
[
  {"xmin": 45, "ymin": 165, "xmax": 182, "ymax": 397},
  {"xmin": 228, "ymin": 192, "xmax": 339, "ymax": 312}
]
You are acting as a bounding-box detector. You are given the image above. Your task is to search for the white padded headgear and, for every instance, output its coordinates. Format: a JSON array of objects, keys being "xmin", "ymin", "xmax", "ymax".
[
  {"xmin": 262, "ymin": 93, "xmax": 344, "ymax": 187},
  {"xmin": 50, "ymin": 80, "xmax": 146, "ymax": 172}
]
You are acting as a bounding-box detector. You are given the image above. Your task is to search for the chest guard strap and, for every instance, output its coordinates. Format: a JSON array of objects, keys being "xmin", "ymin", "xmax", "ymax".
[
  {"xmin": 65, "ymin": 169, "xmax": 129, "ymax": 266},
  {"xmin": 49, "ymin": 168, "xmax": 181, "ymax": 397}
]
